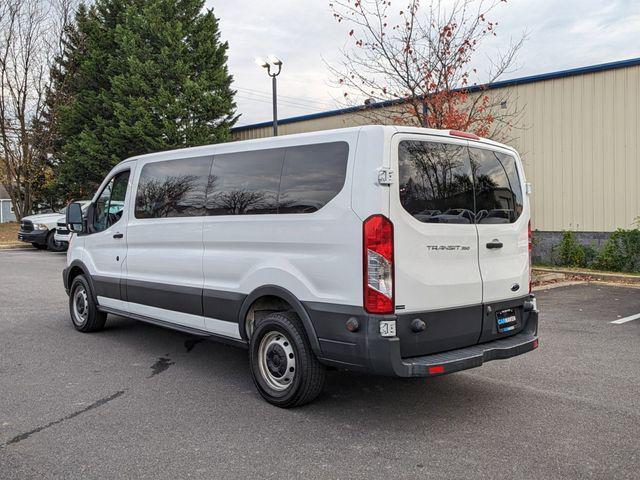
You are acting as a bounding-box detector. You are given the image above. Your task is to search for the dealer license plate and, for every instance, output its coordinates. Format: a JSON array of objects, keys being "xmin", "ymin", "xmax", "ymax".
[{"xmin": 496, "ymin": 309, "xmax": 518, "ymax": 334}]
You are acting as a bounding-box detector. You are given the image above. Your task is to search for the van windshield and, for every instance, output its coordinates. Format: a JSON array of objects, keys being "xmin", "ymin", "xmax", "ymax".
[{"xmin": 398, "ymin": 140, "xmax": 523, "ymax": 224}]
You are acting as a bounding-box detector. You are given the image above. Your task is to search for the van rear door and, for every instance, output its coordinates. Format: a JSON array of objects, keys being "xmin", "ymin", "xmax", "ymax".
[
  {"xmin": 469, "ymin": 145, "xmax": 529, "ymax": 341},
  {"xmin": 390, "ymin": 134, "xmax": 483, "ymax": 357}
]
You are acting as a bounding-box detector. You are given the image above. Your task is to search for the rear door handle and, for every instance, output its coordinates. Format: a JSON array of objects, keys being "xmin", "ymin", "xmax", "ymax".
[
  {"xmin": 486, "ymin": 240, "xmax": 503, "ymax": 249},
  {"xmin": 113, "ymin": 233, "xmax": 124, "ymax": 239}
]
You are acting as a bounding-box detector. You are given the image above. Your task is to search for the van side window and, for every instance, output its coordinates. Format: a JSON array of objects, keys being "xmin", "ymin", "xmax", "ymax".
[
  {"xmin": 94, "ymin": 170, "xmax": 130, "ymax": 232},
  {"xmin": 135, "ymin": 157, "xmax": 213, "ymax": 218},
  {"xmin": 469, "ymin": 148, "xmax": 523, "ymax": 224},
  {"xmin": 279, "ymin": 142, "xmax": 349, "ymax": 214},
  {"xmin": 206, "ymin": 148, "xmax": 284, "ymax": 215},
  {"xmin": 398, "ymin": 141, "xmax": 475, "ymax": 223}
]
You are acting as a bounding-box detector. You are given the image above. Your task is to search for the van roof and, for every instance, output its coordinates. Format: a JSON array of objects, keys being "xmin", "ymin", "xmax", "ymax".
[{"xmin": 117, "ymin": 125, "xmax": 515, "ymax": 165}]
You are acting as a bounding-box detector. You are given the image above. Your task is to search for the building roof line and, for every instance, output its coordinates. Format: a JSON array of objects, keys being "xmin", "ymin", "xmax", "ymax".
[{"xmin": 232, "ymin": 56, "xmax": 640, "ymax": 132}]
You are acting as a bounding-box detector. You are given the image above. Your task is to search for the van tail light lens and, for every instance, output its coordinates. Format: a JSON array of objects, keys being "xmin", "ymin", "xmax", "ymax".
[
  {"xmin": 363, "ymin": 214, "xmax": 394, "ymax": 314},
  {"xmin": 528, "ymin": 220, "xmax": 533, "ymax": 293}
]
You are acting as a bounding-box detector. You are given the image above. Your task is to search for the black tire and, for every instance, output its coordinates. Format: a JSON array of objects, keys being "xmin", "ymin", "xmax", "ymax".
[
  {"xmin": 69, "ymin": 275, "xmax": 107, "ymax": 332},
  {"xmin": 32, "ymin": 242, "xmax": 47, "ymax": 250},
  {"xmin": 46, "ymin": 231, "xmax": 66, "ymax": 252},
  {"xmin": 249, "ymin": 311, "xmax": 325, "ymax": 408}
]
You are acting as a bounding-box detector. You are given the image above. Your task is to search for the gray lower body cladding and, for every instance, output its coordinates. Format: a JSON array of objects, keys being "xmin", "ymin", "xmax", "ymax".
[
  {"xmin": 304, "ymin": 296, "xmax": 539, "ymax": 377},
  {"xmin": 63, "ymin": 267, "xmax": 538, "ymax": 378}
]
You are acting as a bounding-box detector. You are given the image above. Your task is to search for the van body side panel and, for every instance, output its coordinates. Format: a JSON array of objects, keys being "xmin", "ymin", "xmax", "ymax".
[
  {"xmin": 123, "ymin": 156, "xmax": 207, "ymax": 331},
  {"xmin": 81, "ymin": 161, "xmax": 136, "ymax": 312},
  {"xmin": 202, "ymin": 209, "xmax": 362, "ymax": 305},
  {"xmin": 350, "ymin": 126, "xmax": 392, "ymax": 221},
  {"xmin": 202, "ymin": 131, "xmax": 362, "ymax": 337}
]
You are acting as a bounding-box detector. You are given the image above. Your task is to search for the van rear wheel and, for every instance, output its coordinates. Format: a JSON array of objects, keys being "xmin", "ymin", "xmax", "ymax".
[
  {"xmin": 69, "ymin": 275, "xmax": 107, "ymax": 332},
  {"xmin": 249, "ymin": 311, "xmax": 325, "ymax": 408}
]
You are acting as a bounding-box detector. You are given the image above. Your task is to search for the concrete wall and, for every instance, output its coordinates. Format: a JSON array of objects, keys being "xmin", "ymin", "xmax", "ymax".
[
  {"xmin": 233, "ymin": 60, "xmax": 640, "ymax": 234},
  {"xmin": 532, "ymin": 231, "xmax": 612, "ymax": 264},
  {"xmin": 0, "ymin": 199, "xmax": 16, "ymax": 223}
]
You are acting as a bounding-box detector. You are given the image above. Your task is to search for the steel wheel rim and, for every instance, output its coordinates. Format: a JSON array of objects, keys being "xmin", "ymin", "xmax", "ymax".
[
  {"xmin": 257, "ymin": 331, "xmax": 296, "ymax": 391},
  {"xmin": 72, "ymin": 286, "xmax": 89, "ymax": 325}
]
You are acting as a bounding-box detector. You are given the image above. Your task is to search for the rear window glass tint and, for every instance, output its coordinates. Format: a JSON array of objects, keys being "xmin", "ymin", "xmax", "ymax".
[
  {"xmin": 278, "ymin": 142, "xmax": 348, "ymax": 213},
  {"xmin": 469, "ymin": 148, "xmax": 523, "ymax": 224},
  {"xmin": 398, "ymin": 141, "xmax": 475, "ymax": 224}
]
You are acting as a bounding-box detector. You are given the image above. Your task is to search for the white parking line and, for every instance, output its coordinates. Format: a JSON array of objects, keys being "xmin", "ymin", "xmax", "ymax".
[{"xmin": 610, "ymin": 313, "xmax": 640, "ymax": 325}]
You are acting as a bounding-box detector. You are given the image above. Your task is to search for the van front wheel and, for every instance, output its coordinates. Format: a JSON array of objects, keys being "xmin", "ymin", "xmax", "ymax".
[
  {"xmin": 249, "ymin": 311, "xmax": 325, "ymax": 408},
  {"xmin": 69, "ymin": 275, "xmax": 107, "ymax": 332}
]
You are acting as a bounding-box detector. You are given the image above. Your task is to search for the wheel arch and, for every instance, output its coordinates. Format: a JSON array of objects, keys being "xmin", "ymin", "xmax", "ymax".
[
  {"xmin": 237, "ymin": 285, "xmax": 321, "ymax": 357},
  {"xmin": 65, "ymin": 260, "xmax": 98, "ymax": 304}
]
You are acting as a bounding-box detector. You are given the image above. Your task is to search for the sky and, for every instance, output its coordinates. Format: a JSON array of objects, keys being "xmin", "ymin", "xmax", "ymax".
[{"xmin": 208, "ymin": 0, "xmax": 640, "ymax": 127}]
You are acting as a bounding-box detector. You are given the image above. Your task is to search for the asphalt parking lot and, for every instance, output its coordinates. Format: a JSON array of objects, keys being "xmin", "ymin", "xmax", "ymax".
[{"xmin": 0, "ymin": 249, "xmax": 639, "ymax": 479}]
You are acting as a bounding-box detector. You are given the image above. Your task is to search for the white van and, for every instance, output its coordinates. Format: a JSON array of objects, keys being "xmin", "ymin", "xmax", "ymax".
[{"xmin": 63, "ymin": 126, "xmax": 539, "ymax": 407}]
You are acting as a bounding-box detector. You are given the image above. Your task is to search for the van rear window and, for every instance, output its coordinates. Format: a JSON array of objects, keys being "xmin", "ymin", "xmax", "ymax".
[
  {"xmin": 398, "ymin": 141, "xmax": 475, "ymax": 224},
  {"xmin": 468, "ymin": 147, "xmax": 523, "ymax": 224},
  {"xmin": 398, "ymin": 140, "xmax": 522, "ymax": 224}
]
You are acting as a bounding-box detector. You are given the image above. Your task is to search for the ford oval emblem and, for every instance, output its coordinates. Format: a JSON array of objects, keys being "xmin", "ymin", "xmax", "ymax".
[{"xmin": 511, "ymin": 283, "xmax": 520, "ymax": 292}]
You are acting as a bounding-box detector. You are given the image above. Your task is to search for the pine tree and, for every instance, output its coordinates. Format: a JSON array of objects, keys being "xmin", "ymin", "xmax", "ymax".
[
  {"xmin": 49, "ymin": 0, "xmax": 237, "ymax": 199},
  {"xmin": 32, "ymin": 4, "xmax": 91, "ymax": 206}
]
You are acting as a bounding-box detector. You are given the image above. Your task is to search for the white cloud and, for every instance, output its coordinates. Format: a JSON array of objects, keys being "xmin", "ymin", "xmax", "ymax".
[{"xmin": 207, "ymin": 0, "xmax": 640, "ymax": 125}]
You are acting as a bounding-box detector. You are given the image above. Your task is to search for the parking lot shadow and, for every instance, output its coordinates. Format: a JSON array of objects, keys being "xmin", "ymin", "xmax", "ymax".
[{"xmin": 98, "ymin": 313, "xmax": 509, "ymax": 431}]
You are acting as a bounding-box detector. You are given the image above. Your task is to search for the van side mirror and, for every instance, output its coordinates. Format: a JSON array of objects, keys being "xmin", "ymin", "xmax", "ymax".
[{"xmin": 66, "ymin": 202, "xmax": 85, "ymax": 233}]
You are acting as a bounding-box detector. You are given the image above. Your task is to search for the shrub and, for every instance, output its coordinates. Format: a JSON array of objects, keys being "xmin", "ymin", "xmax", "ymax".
[
  {"xmin": 595, "ymin": 228, "xmax": 640, "ymax": 273},
  {"xmin": 552, "ymin": 231, "xmax": 596, "ymax": 268}
]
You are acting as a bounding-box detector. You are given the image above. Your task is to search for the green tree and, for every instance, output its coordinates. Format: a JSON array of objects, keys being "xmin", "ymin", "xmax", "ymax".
[
  {"xmin": 32, "ymin": 3, "xmax": 90, "ymax": 208},
  {"xmin": 49, "ymin": 0, "xmax": 236, "ymax": 199}
]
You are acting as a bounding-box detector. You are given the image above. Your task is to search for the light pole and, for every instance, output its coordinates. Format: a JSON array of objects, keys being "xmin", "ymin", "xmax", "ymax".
[{"xmin": 255, "ymin": 55, "xmax": 283, "ymax": 136}]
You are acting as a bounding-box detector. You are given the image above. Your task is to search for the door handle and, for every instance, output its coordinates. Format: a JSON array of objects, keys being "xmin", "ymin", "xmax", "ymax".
[
  {"xmin": 113, "ymin": 233, "xmax": 124, "ymax": 239},
  {"xmin": 486, "ymin": 240, "xmax": 503, "ymax": 249}
]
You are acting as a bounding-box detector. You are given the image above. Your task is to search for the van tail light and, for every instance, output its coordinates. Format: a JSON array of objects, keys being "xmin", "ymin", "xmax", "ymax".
[
  {"xmin": 449, "ymin": 129, "xmax": 480, "ymax": 140},
  {"xmin": 528, "ymin": 220, "xmax": 533, "ymax": 293},
  {"xmin": 363, "ymin": 214, "xmax": 394, "ymax": 314}
]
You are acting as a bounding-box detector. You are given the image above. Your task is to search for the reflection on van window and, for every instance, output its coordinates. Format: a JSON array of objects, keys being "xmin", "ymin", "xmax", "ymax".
[
  {"xmin": 132, "ymin": 142, "xmax": 350, "ymax": 218},
  {"xmin": 399, "ymin": 141, "xmax": 523, "ymax": 225},
  {"xmin": 135, "ymin": 157, "xmax": 213, "ymax": 218},
  {"xmin": 94, "ymin": 170, "xmax": 130, "ymax": 231},
  {"xmin": 398, "ymin": 141, "xmax": 475, "ymax": 224},
  {"xmin": 206, "ymin": 148, "xmax": 284, "ymax": 215},
  {"xmin": 279, "ymin": 142, "xmax": 349, "ymax": 213},
  {"xmin": 469, "ymin": 148, "xmax": 523, "ymax": 224}
]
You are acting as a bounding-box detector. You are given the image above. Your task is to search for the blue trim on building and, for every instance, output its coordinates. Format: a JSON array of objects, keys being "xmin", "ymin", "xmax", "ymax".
[{"xmin": 232, "ymin": 57, "xmax": 640, "ymax": 132}]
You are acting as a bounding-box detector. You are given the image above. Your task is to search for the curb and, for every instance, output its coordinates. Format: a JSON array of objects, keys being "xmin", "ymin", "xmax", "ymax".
[
  {"xmin": 533, "ymin": 267, "xmax": 640, "ymax": 284},
  {"xmin": 0, "ymin": 244, "xmax": 28, "ymax": 250}
]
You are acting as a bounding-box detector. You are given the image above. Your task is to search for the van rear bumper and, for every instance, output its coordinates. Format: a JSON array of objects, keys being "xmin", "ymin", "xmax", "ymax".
[
  {"xmin": 304, "ymin": 300, "xmax": 538, "ymax": 377},
  {"xmin": 371, "ymin": 313, "xmax": 538, "ymax": 378}
]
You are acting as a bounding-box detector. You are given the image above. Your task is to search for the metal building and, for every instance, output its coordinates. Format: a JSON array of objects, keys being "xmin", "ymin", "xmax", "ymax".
[{"xmin": 232, "ymin": 58, "xmax": 640, "ymax": 258}]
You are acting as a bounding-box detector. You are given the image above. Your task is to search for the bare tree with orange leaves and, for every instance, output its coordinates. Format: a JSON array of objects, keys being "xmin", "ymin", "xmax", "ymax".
[{"xmin": 328, "ymin": 0, "xmax": 526, "ymax": 140}]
